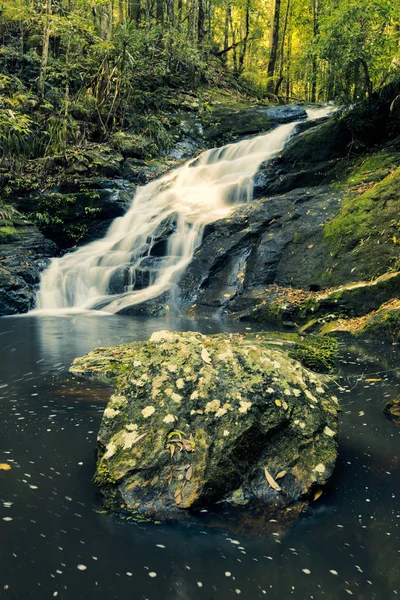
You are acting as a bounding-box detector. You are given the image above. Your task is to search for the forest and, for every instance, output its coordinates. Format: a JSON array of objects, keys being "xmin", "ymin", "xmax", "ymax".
[{"xmin": 0, "ymin": 0, "xmax": 398, "ymax": 163}]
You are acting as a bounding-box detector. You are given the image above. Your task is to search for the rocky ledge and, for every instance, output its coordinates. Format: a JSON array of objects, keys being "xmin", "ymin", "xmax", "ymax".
[
  {"xmin": 71, "ymin": 330, "xmax": 339, "ymax": 521},
  {"xmin": 0, "ymin": 220, "xmax": 57, "ymax": 315}
]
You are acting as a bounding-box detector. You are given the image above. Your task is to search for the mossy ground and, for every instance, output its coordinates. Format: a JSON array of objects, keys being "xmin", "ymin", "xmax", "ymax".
[{"xmin": 318, "ymin": 158, "xmax": 400, "ymax": 286}]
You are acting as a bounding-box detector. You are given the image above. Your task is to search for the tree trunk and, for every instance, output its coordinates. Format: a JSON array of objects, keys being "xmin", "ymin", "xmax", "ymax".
[
  {"xmin": 285, "ymin": 28, "xmax": 292, "ymax": 103},
  {"xmin": 274, "ymin": 0, "xmax": 290, "ymax": 96},
  {"xmin": 128, "ymin": 0, "xmax": 141, "ymax": 23},
  {"xmin": 310, "ymin": 0, "xmax": 319, "ymax": 103},
  {"xmin": 267, "ymin": 0, "xmax": 281, "ymax": 94},
  {"xmin": 38, "ymin": 0, "xmax": 52, "ymax": 99},
  {"xmin": 222, "ymin": 0, "xmax": 230, "ymax": 66},
  {"xmin": 228, "ymin": 5, "xmax": 238, "ymax": 75},
  {"xmin": 98, "ymin": 2, "xmax": 113, "ymax": 39},
  {"xmin": 237, "ymin": 0, "xmax": 250, "ymax": 75},
  {"xmin": 119, "ymin": 0, "xmax": 125, "ymax": 23},
  {"xmin": 360, "ymin": 58, "xmax": 373, "ymax": 97},
  {"xmin": 156, "ymin": 0, "xmax": 164, "ymax": 23},
  {"xmin": 177, "ymin": 0, "xmax": 183, "ymax": 28},
  {"xmin": 198, "ymin": 0, "xmax": 206, "ymax": 43}
]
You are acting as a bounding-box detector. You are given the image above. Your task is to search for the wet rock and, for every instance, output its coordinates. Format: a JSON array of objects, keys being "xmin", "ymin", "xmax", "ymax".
[
  {"xmin": 253, "ymin": 117, "xmax": 348, "ymax": 197},
  {"xmin": 300, "ymin": 272, "xmax": 400, "ymax": 322},
  {"xmin": 0, "ymin": 224, "xmax": 58, "ymax": 315},
  {"xmin": 167, "ymin": 138, "xmax": 204, "ymax": 160},
  {"xmin": 71, "ymin": 330, "xmax": 339, "ymax": 520},
  {"xmin": 177, "ymin": 185, "xmax": 343, "ymax": 314},
  {"xmin": 203, "ymin": 105, "xmax": 308, "ymax": 145},
  {"xmin": 320, "ymin": 299, "xmax": 400, "ymax": 343}
]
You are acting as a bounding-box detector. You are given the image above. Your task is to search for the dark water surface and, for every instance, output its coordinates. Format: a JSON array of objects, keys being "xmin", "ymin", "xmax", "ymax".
[{"xmin": 0, "ymin": 315, "xmax": 399, "ymax": 599}]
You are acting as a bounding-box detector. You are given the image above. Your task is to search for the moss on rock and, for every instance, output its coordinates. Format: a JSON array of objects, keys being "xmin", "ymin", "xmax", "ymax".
[{"xmin": 71, "ymin": 330, "xmax": 339, "ymax": 521}]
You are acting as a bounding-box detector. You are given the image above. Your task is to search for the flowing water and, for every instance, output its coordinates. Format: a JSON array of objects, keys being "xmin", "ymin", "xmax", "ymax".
[
  {"xmin": 0, "ymin": 315, "xmax": 399, "ymax": 599},
  {"xmin": 35, "ymin": 109, "xmax": 331, "ymax": 315}
]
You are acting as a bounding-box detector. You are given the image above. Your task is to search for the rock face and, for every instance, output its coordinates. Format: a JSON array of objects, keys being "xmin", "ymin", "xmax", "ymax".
[
  {"xmin": 202, "ymin": 105, "xmax": 308, "ymax": 144},
  {"xmin": 71, "ymin": 330, "xmax": 339, "ymax": 520},
  {"xmin": 0, "ymin": 224, "xmax": 57, "ymax": 315},
  {"xmin": 177, "ymin": 185, "xmax": 344, "ymax": 315},
  {"xmin": 321, "ymin": 298, "xmax": 400, "ymax": 343}
]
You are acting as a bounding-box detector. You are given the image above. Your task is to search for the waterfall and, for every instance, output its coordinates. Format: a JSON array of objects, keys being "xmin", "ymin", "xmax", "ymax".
[{"xmin": 35, "ymin": 109, "xmax": 332, "ymax": 314}]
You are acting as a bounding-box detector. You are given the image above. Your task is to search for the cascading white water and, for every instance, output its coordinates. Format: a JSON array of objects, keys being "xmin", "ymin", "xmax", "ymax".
[{"xmin": 35, "ymin": 108, "xmax": 332, "ymax": 314}]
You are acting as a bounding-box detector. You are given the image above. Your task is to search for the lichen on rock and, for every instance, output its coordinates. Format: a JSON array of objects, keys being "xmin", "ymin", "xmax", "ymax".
[{"xmin": 71, "ymin": 330, "xmax": 340, "ymax": 520}]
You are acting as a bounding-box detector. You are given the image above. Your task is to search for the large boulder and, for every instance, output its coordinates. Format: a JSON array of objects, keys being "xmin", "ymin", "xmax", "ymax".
[{"xmin": 71, "ymin": 331, "xmax": 339, "ymax": 520}]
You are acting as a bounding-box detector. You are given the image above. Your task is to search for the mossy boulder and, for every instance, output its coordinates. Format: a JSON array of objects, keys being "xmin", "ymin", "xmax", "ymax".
[
  {"xmin": 111, "ymin": 132, "xmax": 154, "ymax": 159},
  {"xmin": 62, "ymin": 145, "xmax": 124, "ymax": 178},
  {"xmin": 71, "ymin": 330, "xmax": 339, "ymax": 520}
]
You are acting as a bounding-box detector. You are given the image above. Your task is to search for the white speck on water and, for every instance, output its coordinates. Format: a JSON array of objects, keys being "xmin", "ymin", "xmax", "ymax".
[
  {"xmin": 225, "ymin": 572, "xmax": 231, "ymax": 577},
  {"xmin": 197, "ymin": 581, "xmax": 203, "ymax": 588},
  {"xmin": 302, "ymin": 569, "xmax": 311, "ymax": 575},
  {"xmin": 126, "ymin": 572, "xmax": 132, "ymax": 577},
  {"xmin": 156, "ymin": 544, "xmax": 166, "ymax": 549},
  {"xmin": 77, "ymin": 564, "xmax": 87, "ymax": 571},
  {"xmin": 329, "ymin": 570, "xmax": 339, "ymax": 576},
  {"xmin": 235, "ymin": 589, "xmax": 241, "ymax": 594},
  {"xmin": 148, "ymin": 572, "xmax": 157, "ymax": 578}
]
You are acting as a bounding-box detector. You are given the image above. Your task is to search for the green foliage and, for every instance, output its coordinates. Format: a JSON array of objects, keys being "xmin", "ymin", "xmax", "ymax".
[
  {"xmin": 318, "ymin": 0, "xmax": 398, "ymax": 101},
  {"xmin": 0, "ymin": 202, "xmax": 21, "ymax": 222}
]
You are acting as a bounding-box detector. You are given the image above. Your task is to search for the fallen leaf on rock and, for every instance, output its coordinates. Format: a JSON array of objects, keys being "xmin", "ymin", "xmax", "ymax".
[
  {"xmin": 313, "ymin": 488, "xmax": 323, "ymax": 501},
  {"xmin": 276, "ymin": 470, "xmax": 287, "ymax": 479},
  {"xmin": 201, "ymin": 347, "xmax": 212, "ymax": 364},
  {"xmin": 0, "ymin": 464, "xmax": 11, "ymax": 471},
  {"xmin": 264, "ymin": 467, "xmax": 282, "ymax": 492},
  {"xmin": 185, "ymin": 465, "xmax": 193, "ymax": 481}
]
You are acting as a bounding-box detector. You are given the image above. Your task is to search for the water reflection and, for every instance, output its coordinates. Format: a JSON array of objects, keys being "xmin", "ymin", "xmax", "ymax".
[{"xmin": 0, "ymin": 316, "xmax": 399, "ymax": 599}]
